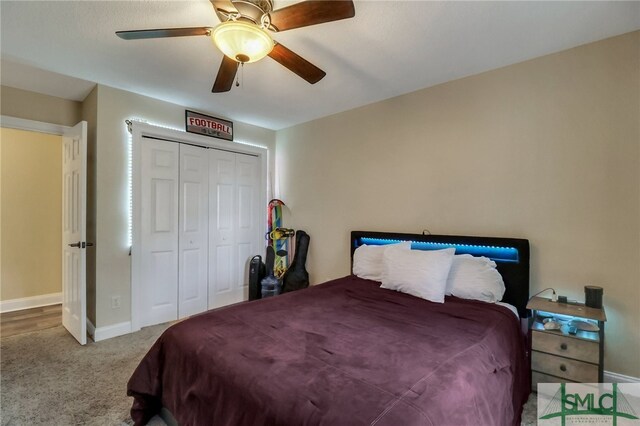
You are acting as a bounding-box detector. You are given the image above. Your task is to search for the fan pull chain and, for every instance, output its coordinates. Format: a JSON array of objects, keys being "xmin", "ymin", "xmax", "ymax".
[{"xmin": 236, "ymin": 62, "xmax": 244, "ymax": 87}]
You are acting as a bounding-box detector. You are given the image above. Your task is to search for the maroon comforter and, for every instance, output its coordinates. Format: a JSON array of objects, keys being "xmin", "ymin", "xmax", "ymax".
[{"xmin": 128, "ymin": 275, "xmax": 529, "ymax": 426}]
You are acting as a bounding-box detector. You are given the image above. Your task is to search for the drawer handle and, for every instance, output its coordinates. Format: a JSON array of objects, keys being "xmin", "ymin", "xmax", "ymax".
[
  {"xmin": 560, "ymin": 343, "xmax": 568, "ymax": 350},
  {"xmin": 560, "ymin": 364, "xmax": 567, "ymax": 372}
]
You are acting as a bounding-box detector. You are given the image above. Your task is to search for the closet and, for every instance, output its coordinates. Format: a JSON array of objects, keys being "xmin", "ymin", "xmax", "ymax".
[{"xmin": 135, "ymin": 132, "xmax": 262, "ymax": 329}]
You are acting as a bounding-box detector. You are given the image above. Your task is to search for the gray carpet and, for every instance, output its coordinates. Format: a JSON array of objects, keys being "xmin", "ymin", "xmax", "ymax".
[
  {"xmin": 1, "ymin": 325, "xmax": 538, "ymax": 425},
  {"xmin": 1, "ymin": 324, "xmax": 170, "ymax": 426}
]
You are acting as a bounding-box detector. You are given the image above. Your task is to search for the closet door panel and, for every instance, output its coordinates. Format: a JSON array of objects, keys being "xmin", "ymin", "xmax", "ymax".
[
  {"xmin": 178, "ymin": 144, "xmax": 209, "ymax": 319},
  {"xmin": 235, "ymin": 155, "xmax": 260, "ymax": 292},
  {"xmin": 140, "ymin": 138, "xmax": 179, "ymax": 327},
  {"xmin": 209, "ymin": 149, "xmax": 238, "ymax": 309},
  {"xmin": 215, "ymin": 245, "xmax": 233, "ymax": 292},
  {"xmin": 150, "ymin": 251, "xmax": 175, "ymax": 305}
]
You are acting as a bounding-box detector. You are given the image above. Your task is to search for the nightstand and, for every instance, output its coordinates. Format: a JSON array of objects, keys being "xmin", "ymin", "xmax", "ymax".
[{"xmin": 527, "ymin": 297, "xmax": 606, "ymax": 391}]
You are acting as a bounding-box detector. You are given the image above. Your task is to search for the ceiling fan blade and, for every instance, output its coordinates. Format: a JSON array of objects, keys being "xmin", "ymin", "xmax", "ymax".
[
  {"xmin": 268, "ymin": 42, "xmax": 326, "ymax": 84},
  {"xmin": 212, "ymin": 56, "xmax": 238, "ymax": 93},
  {"xmin": 116, "ymin": 27, "xmax": 212, "ymax": 40},
  {"xmin": 209, "ymin": 0, "xmax": 239, "ymax": 15},
  {"xmin": 269, "ymin": 1, "xmax": 355, "ymax": 32}
]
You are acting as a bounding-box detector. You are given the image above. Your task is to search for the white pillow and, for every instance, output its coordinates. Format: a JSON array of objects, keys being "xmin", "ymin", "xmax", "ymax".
[
  {"xmin": 353, "ymin": 242, "xmax": 411, "ymax": 281},
  {"xmin": 445, "ymin": 254, "xmax": 505, "ymax": 302},
  {"xmin": 381, "ymin": 247, "xmax": 456, "ymax": 303}
]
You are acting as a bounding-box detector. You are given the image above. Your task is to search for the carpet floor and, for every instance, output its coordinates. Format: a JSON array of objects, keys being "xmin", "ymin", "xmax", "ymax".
[
  {"xmin": 1, "ymin": 324, "xmax": 170, "ymax": 425},
  {"xmin": 1, "ymin": 325, "xmax": 538, "ymax": 425}
]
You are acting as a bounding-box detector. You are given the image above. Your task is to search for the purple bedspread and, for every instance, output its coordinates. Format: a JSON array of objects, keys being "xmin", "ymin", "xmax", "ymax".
[{"xmin": 128, "ymin": 275, "xmax": 529, "ymax": 426}]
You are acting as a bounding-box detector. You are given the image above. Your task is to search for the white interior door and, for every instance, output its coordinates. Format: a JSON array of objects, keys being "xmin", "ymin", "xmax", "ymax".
[
  {"xmin": 62, "ymin": 121, "xmax": 87, "ymax": 345},
  {"xmin": 209, "ymin": 150, "xmax": 260, "ymax": 309},
  {"xmin": 178, "ymin": 144, "xmax": 209, "ymax": 318},
  {"xmin": 140, "ymin": 137, "xmax": 179, "ymax": 327}
]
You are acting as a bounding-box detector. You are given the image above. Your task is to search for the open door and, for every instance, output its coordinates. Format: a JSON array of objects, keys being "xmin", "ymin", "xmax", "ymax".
[{"xmin": 62, "ymin": 121, "xmax": 87, "ymax": 345}]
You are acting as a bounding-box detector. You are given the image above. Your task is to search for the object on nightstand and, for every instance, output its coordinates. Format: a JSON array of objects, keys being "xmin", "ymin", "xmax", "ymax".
[
  {"xmin": 536, "ymin": 312, "xmax": 554, "ymax": 322},
  {"xmin": 584, "ymin": 285, "xmax": 603, "ymax": 309},
  {"xmin": 570, "ymin": 319, "xmax": 600, "ymax": 332},
  {"xmin": 543, "ymin": 319, "xmax": 561, "ymax": 330}
]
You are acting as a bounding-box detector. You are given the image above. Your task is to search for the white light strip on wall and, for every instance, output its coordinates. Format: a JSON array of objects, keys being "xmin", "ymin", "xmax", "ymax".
[
  {"xmin": 127, "ymin": 128, "xmax": 133, "ymax": 248},
  {"xmin": 129, "ymin": 117, "xmax": 183, "ymax": 133},
  {"xmin": 126, "ymin": 119, "xmax": 270, "ymax": 250},
  {"xmin": 234, "ymin": 139, "xmax": 268, "ymax": 150}
]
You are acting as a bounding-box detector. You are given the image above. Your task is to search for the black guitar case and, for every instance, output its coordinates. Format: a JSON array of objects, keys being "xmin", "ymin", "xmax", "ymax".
[{"xmin": 282, "ymin": 230, "xmax": 310, "ymax": 293}]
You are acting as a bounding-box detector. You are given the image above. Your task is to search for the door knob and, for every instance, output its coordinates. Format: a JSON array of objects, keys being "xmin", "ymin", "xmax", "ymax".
[{"xmin": 69, "ymin": 242, "xmax": 81, "ymax": 248}]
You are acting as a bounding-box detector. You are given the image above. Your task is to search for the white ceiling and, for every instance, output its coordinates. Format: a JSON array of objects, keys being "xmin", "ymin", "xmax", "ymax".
[{"xmin": 1, "ymin": 1, "xmax": 639, "ymax": 130}]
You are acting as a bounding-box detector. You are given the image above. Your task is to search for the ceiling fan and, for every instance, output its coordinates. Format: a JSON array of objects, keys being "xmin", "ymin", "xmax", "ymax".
[{"xmin": 116, "ymin": 0, "xmax": 355, "ymax": 93}]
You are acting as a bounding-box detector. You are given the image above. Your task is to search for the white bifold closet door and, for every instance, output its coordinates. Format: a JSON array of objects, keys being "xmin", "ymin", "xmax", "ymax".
[
  {"xmin": 178, "ymin": 144, "xmax": 209, "ymax": 319},
  {"xmin": 139, "ymin": 139, "xmax": 209, "ymax": 326},
  {"xmin": 138, "ymin": 136, "xmax": 261, "ymax": 327},
  {"xmin": 140, "ymin": 138, "xmax": 180, "ymax": 327},
  {"xmin": 209, "ymin": 149, "xmax": 261, "ymax": 309}
]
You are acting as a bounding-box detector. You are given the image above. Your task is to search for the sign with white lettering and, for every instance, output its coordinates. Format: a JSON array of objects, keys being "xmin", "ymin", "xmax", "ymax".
[{"xmin": 185, "ymin": 110, "xmax": 233, "ymax": 141}]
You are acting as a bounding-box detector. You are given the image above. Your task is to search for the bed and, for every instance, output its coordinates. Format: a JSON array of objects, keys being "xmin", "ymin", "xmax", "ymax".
[{"xmin": 128, "ymin": 231, "xmax": 531, "ymax": 426}]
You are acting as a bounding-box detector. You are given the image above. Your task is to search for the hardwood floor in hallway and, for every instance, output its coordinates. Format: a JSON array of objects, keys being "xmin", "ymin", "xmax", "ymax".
[{"xmin": 0, "ymin": 304, "xmax": 61, "ymax": 338}]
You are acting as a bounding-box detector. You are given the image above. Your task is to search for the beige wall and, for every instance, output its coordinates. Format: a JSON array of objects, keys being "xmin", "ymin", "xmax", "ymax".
[
  {"xmin": 0, "ymin": 86, "xmax": 82, "ymax": 126},
  {"xmin": 93, "ymin": 85, "xmax": 276, "ymax": 328},
  {"xmin": 276, "ymin": 31, "xmax": 640, "ymax": 377},
  {"xmin": 0, "ymin": 83, "xmax": 277, "ymax": 329},
  {"xmin": 1, "ymin": 127, "xmax": 62, "ymax": 300}
]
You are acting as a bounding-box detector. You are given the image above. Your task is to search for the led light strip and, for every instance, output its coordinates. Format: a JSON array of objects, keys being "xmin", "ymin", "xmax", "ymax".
[
  {"xmin": 126, "ymin": 119, "xmax": 269, "ymax": 248},
  {"xmin": 358, "ymin": 237, "xmax": 519, "ymax": 263},
  {"xmin": 127, "ymin": 127, "xmax": 133, "ymax": 247}
]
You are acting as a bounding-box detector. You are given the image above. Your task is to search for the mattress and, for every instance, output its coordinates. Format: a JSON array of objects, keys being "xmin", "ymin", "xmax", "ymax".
[{"xmin": 128, "ymin": 275, "xmax": 529, "ymax": 426}]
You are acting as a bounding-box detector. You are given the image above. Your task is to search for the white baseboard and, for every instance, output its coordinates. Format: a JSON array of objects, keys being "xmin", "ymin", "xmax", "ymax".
[
  {"xmin": 0, "ymin": 292, "xmax": 62, "ymax": 313},
  {"xmin": 92, "ymin": 321, "xmax": 131, "ymax": 342},
  {"xmin": 604, "ymin": 370, "xmax": 640, "ymax": 383}
]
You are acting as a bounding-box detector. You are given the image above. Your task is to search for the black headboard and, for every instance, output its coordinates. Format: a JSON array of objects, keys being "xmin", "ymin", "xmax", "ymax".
[{"xmin": 350, "ymin": 231, "xmax": 530, "ymax": 318}]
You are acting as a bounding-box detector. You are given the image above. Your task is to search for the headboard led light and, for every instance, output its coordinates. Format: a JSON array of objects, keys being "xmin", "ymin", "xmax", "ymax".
[
  {"xmin": 351, "ymin": 231, "xmax": 530, "ymax": 317},
  {"xmin": 358, "ymin": 237, "xmax": 519, "ymax": 263}
]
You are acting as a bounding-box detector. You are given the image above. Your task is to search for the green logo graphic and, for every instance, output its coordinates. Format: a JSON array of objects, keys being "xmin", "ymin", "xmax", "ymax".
[{"xmin": 540, "ymin": 383, "xmax": 639, "ymax": 425}]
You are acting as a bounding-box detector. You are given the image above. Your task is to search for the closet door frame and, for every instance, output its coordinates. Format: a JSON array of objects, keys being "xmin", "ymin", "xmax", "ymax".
[{"xmin": 130, "ymin": 121, "xmax": 267, "ymax": 333}]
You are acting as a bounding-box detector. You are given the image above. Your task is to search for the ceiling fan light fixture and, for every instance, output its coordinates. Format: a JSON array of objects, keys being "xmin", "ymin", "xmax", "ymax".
[{"xmin": 212, "ymin": 21, "xmax": 274, "ymax": 63}]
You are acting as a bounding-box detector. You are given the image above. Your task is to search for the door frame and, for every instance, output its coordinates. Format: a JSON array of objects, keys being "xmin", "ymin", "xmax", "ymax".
[
  {"xmin": 130, "ymin": 121, "xmax": 268, "ymax": 332},
  {"xmin": 0, "ymin": 115, "xmax": 87, "ymax": 341},
  {"xmin": 1, "ymin": 115, "xmax": 69, "ymax": 136}
]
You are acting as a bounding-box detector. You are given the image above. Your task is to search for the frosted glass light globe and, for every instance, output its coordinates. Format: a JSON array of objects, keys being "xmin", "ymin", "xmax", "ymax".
[{"xmin": 212, "ymin": 21, "xmax": 274, "ymax": 63}]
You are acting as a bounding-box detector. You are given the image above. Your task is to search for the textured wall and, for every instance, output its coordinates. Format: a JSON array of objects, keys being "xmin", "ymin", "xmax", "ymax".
[{"xmin": 276, "ymin": 32, "xmax": 640, "ymax": 377}]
